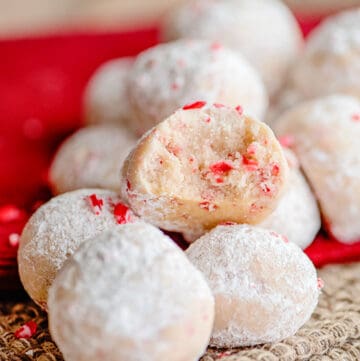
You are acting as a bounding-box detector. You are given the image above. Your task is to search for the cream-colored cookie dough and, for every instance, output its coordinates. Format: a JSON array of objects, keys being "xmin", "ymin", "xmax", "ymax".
[
  {"xmin": 18, "ymin": 189, "xmax": 137, "ymax": 309},
  {"xmin": 121, "ymin": 103, "xmax": 288, "ymax": 240},
  {"xmin": 259, "ymin": 148, "xmax": 321, "ymax": 249},
  {"xmin": 283, "ymin": 0, "xmax": 360, "ymax": 16},
  {"xmin": 48, "ymin": 224, "xmax": 214, "ymax": 361},
  {"xmin": 84, "ymin": 57, "xmax": 133, "ymax": 126},
  {"xmin": 186, "ymin": 224, "xmax": 320, "ymax": 347},
  {"xmin": 161, "ymin": 0, "xmax": 303, "ymax": 97},
  {"xmin": 274, "ymin": 95, "xmax": 360, "ymax": 243},
  {"xmin": 288, "ymin": 8, "xmax": 360, "ymax": 101},
  {"xmin": 49, "ymin": 125, "xmax": 137, "ymax": 194},
  {"xmin": 128, "ymin": 39, "xmax": 268, "ymax": 135}
]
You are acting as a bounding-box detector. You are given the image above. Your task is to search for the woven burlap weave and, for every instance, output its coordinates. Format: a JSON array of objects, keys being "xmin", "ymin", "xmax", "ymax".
[{"xmin": 0, "ymin": 262, "xmax": 359, "ymax": 361}]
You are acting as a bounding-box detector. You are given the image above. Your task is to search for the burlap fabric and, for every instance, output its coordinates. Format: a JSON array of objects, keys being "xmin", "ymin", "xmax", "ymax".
[{"xmin": 0, "ymin": 262, "xmax": 359, "ymax": 361}]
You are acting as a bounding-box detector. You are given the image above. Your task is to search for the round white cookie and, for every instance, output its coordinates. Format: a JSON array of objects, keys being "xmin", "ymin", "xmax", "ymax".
[
  {"xmin": 84, "ymin": 57, "xmax": 133, "ymax": 126},
  {"xmin": 289, "ymin": 8, "xmax": 360, "ymax": 101},
  {"xmin": 18, "ymin": 189, "xmax": 137, "ymax": 309},
  {"xmin": 121, "ymin": 103, "xmax": 288, "ymax": 240},
  {"xmin": 259, "ymin": 148, "xmax": 321, "ymax": 249},
  {"xmin": 49, "ymin": 125, "xmax": 137, "ymax": 194},
  {"xmin": 186, "ymin": 224, "xmax": 320, "ymax": 347},
  {"xmin": 161, "ymin": 0, "xmax": 303, "ymax": 97},
  {"xmin": 283, "ymin": 0, "xmax": 360, "ymax": 16},
  {"xmin": 128, "ymin": 39, "xmax": 268, "ymax": 134},
  {"xmin": 274, "ymin": 95, "xmax": 360, "ymax": 244},
  {"xmin": 48, "ymin": 223, "xmax": 214, "ymax": 361}
]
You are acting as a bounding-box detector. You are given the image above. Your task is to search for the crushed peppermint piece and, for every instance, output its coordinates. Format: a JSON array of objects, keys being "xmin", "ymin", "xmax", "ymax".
[
  {"xmin": 235, "ymin": 105, "xmax": 243, "ymax": 115},
  {"xmin": 114, "ymin": 203, "xmax": 132, "ymax": 224},
  {"xmin": 0, "ymin": 205, "xmax": 24, "ymax": 223},
  {"xmin": 126, "ymin": 180, "xmax": 132, "ymax": 191},
  {"xmin": 271, "ymin": 164, "xmax": 280, "ymax": 176},
  {"xmin": 246, "ymin": 142, "xmax": 257, "ymax": 155},
  {"xmin": 88, "ymin": 194, "xmax": 104, "ymax": 215},
  {"xmin": 317, "ymin": 278, "xmax": 324, "ymax": 290},
  {"xmin": 209, "ymin": 161, "xmax": 235, "ymax": 175},
  {"xmin": 8, "ymin": 233, "xmax": 20, "ymax": 247},
  {"xmin": 220, "ymin": 221, "xmax": 237, "ymax": 226},
  {"xmin": 242, "ymin": 156, "xmax": 258, "ymax": 171},
  {"xmin": 278, "ymin": 134, "xmax": 295, "ymax": 148},
  {"xmin": 352, "ymin": 113, "xmax": 360, "ymax": 122},
  {"xmin": 182, "ymin": 101, "xmax": 206, "ymax": 110},
  {"xmin": 213, "ymin": 103, "xmax": 225, "ymax": 108},
  {"xmin": 199, "ymin": 201, "xmax": 218, "ymax": 212},
  {"xmin": 205, "ymin": 117, "xmax": 211, "ymax": 123},
  {"xmin": 14, "ymin": 321, "xmax": 37, "ymax": 339}
]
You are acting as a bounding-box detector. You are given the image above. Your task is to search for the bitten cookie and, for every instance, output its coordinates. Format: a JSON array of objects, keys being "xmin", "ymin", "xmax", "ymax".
[
  {"xmin": 48, "ymin": 223, "xmax": 214, "ymax": 361},
  {"xmin": 121, "ymin": 103, "xmax": 288, "ymax": 240},
  {"xmin": 274, "ymin": 95, "xmax": 360, "ymax": 244},
  {"xmin": 18, "ymin": 189, "xmax": 137, "ymax": 309},
  {"xmin": 288, "ymin": 8, "xmax": 360, "ymax": 101},
  {"xmin": 49, "ymin": 125, "xmax": 137, "ymax": 194},
  {"xmin": 161, "ymin": 0, "xmax": 303, "ymax": 97},
  {"xmin": 186, "ymin": 224, "xmax": 321, "ymax": 347},
  {"xmin": 84, "ymin": 57, "xmax": 133, "ymax": 126},
  {"xmin": 128, "ymin": 39, "xmax": 268, "ymax": 134},
  {"xmin": 259, "ymin": 148, "xmax": 321, "ymax": 249}
]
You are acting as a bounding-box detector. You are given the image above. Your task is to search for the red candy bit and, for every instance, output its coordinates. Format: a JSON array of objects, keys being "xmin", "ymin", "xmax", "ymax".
[
  {"xmin": 211, "ymin": 42, "xmax": 223, "ymax": 51},
  {"xmin": 278, "ymin": 134, "xmax": 295, "ymax": 148},
  {"xmin": 261, "ymin": 183, "xmax": 272, "ymax": 194},
  {"xmin": 217, "ymin": 351, "xmax": 232, "ymax": 359},
  {"xmin": 235, "ymin": 105, "xmax": 243, "ymax": 115},
  {"xmin": 205, "ymin": 117, "xmax": 211, "ymax": 123},
  {"xmin": 126, "ymin": 180, "xmax": 132, "ymax": 191},
  {"xmin": 209, "ymin": 161, "xmax": 235, "ymax": 175},
  {"xmin": 8, "ymin": 233, "xmax": 20, "ymax": 247},
  {"xmin": 0, "ymin": 205, "xmax": 24, "ymax": 223},
  {"xmin": 182, "ymin": 101, "xmax": 206, "ymax": 110},
  {"xmin": 246, "ymin": 142, "xmax": 257, "ymax": 155},
  {"xmin": 215, "ymin": 177, "xmax": 224, "ymax": 184},
  {"xmin": 282, "ymin": 235, "xmax": 289, "ymax": 243},
  {"xmin": 189, "ymin": 157, "xmax": 195, "ymax": 163},
  {"xmin": 213, "ymin": 103, "xmax": 225, "ymax": 108},
  {"xmin": 159, "ymin": 159, "xmax": 164, "ymax": 165},
  {"xmin": 317, "ymin": 278, "xmax": 325, "ymax": 290},
  {"xmin": 88, "ymin": 194, "xmax": 104, "ymax": 215},
  {"xmin": 271, "ymin": 164, "xmax": 280, "ymax": 176},
  {"xmin": 220, "ymin": 221, "xmax": 237, "ymax": 226},
  {"xmin": 199, "ymin": 201, "xmax": 218, "ymax": 212},
  {"xmin": 167, "ymin": 144, "xmax": 182, "ymax": 156},
  {"xmin": 114, "ymin": 203, "xmax": 132, "ymax": 224},
  {"xmin": 14, "ymin": 321, "xmax": 37, "ymax": 339},
  {"xmin": 352, "ymin": 113, "xmax": 360, "ymax": 122},
  {"xmin": 242, "ymin": 156, "xmax": 258, "ymax": 171}
]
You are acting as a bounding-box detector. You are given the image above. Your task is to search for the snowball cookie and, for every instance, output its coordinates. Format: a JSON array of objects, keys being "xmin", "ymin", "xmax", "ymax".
[
  {"xmin": 48, "ymin": 223, "xmax": 215, "ymax": 361},
  {"xmin": 186, "ymin": 224, "xmax": 320, "ymax": 347},
  {"xmin": 121, "ymin": 103, "xmax": 289, "ymax": 241},
  {"xmin": 161, "ymin": 0, "xmax": 303, "ymax": 97},
  {"xmin": 259, "ymin": 149, "xmax": 321, "ymax": 249},
  {"xmin": 274, "ymin": 95, "xmax": 360, "ymax": 244},
  {"xmin": 49, "ymin": 125, "xmax": 137, "ymax": 194},
  {"xmin": 128, "ymin": 39, "xmax": 268, "ymax": 135},
  {"xmin": 289, "ymin": 8, "xmax": 360, "ymax": 102},
  {"xmin": 84, "ymin": 57, "xmax": 133, "ymax": 126},
  {"xmin": 18, "ymin": 189, "xmax": 137, "ymax": 309},
  {"xmin": 283, "ymin": 0, "xmax": 360, "ymax": 16}
]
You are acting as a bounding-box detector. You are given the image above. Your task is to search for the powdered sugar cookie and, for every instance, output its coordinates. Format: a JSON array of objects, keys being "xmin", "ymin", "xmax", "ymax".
[
  {"xmin": 161, "ymin": 0, "xmax": 303, "ymax": 97},
  {"xmin": 128, "ymin": 39, "xmax": 268, "ymax": 135},
  {"xmin": 49, "ymin": 125, "xmax": 137, "ymax": 194},
  {"xmin": 18, "ymin": 189, "xmax": 137, "ymax": 309},
  {"xmin": 121, "ymin": 103, "xmax": 288, "ymax": 240},
  {"xmin": 259, "ymin": 148, "xmax": 321, "ymax": 249},
  {"xmin": 283, "ymin": 0, "xmax": 360, "ymax": 16},
  {"xmin": 289, "ymin": 8, "xmax": 360, "ymax": 101},
  {"xmin": 274, "ymin": 95, "xmax": 360, "ymax": 244},
  {"xmin": 48, "ymin": 223, "xmax": 214, "ymax": 361},
  {"xmin": 186, "ymin": 224, "xmax": 320, "ymax": 347},
  {"xmin": 84, "ymin": 57, "xmax": 133, "ymax": 126}
]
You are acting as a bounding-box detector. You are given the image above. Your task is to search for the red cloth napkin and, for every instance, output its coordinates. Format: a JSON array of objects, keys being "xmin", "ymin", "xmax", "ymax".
[{"xmin": 0, "ymin": 22, "xmax": 359, "ymax": 290}]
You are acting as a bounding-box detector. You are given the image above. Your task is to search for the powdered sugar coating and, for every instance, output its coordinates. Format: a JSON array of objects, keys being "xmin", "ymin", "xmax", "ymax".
[
  {"xmin": 49, "ymin": 125, "xmax": 137, "ymax": 194},
  {"xmin": 283, "ymin": 0, "xmax": 360, "ymax": 16},
  {"xmin": 274, "ymin": 95, "xmax": 360, "ymax": 243},
  {"xmin": 84, "ymin": 57, "xmax": 133, "ymax": 126},
  {"xmin": 128, "ymin": 39, "xmax": 268, "ymax": 134},
  {"xmin": 186, "ymin": 224, "xmax": 319, "ymax": 347},
  {"xmin": 162, "ymin": 0, "xmax": 303, "ymax": 97},
  {"xmin": 48, "ymin": 223, "xmax": 214, "ymax": 361},
  {"xmin": 259, "ymin": 148, "xmax": 321, "ymax": 249},
  {"xmin": 121, "ymin": 104, "xmax": 288, "ymax": 240},
  {"xmin": 18, "ymin": 189, "xmax": 137, "ymax": 309},
  {"xmin": 289, "ymin": 8, "xmax": 360, "ymax": 101}
]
